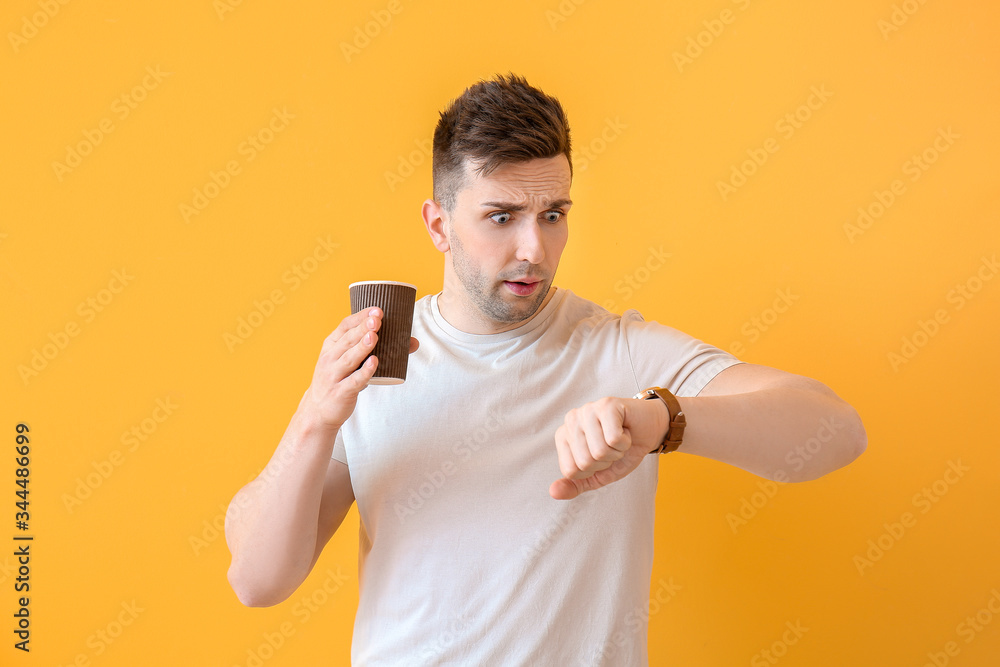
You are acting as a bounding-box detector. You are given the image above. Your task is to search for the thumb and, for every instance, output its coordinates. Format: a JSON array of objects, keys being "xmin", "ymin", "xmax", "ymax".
[
  {"xmin": 550, "ymin": 473, "xmax": 607, "ymax": 500},
  {"xmin": 550, "ymin": 432, "xmax": 647, "ymax": 501},
  {"xmin": 549, "ymin": 477, "xmax": 582, "ymax": 500}
]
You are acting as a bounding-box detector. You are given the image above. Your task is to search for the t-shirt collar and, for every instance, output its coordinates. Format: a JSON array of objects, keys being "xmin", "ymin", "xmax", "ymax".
[{"xmin": 429, "ymin": 287, "xmax": 566, "ymax": 344}]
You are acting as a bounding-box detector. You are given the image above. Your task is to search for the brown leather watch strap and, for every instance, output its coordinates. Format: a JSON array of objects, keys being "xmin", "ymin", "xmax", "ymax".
[{"xmin": 633, "ymin": 387, "xmax": 686, "ymax": 454}]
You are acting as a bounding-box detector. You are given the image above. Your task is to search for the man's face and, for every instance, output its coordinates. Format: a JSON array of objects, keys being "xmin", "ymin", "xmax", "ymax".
[{"xmin": 442, "ymin": 155, "xmax": 572, "ymax": 332}]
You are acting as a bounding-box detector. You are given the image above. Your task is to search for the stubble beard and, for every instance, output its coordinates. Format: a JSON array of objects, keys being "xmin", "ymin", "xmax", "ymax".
[{"xmin": 449, "ymin": 231, "xmax": 551, "ymax": 326}]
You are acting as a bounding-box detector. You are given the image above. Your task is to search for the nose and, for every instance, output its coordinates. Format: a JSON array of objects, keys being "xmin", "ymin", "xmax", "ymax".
[{"xmin": 515, "ymin": 220, "xmax": 545, "ymax": 265}]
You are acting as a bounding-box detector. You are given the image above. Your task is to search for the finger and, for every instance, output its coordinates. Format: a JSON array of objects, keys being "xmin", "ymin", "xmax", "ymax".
[
  {"xmin": 579, "ymin": 409, "xmax": 624, "ymax": 465},
  {"xmin": 409, "ymin": 336, "xmax": 419, "ymax": 354},
  {"xmin": 324, "ymin": 308, "xmax": 382, "ymax": 349},
  {"xmin": 549, "ymin": 477, "xmax": 581, "ymax": 500},
  {"xmin": 564, "ymin": 416, "xmax": 603, "ymax": 480},
  {"xmin": 600, "ymin": 407, "xmax": 630, "ymax": 453},
  {"xmin": 316, "ymin": 324, "xmax": 379, "ymax": 387},
  {"xmin": 554, "ymin": 423, "xmax": 578, "ymax": 479},
  {"xmin": 555, "ymin": 422, "xmax": 592, "ymax": 481},
  {"xmin": 334, "ymin": 330, "xmax": 379, "ymax": 382},
  {"xmin": 550, "ymin": 472, "xmax": 606, "ymax": 500},
  {"xmin": 330, "ymin": 308, "xmax": 380, "ymax": 344},
  {"xmin": 324, "ymin": 315, "xmax": 380, "ymax": 366},
  {"xmin": 344, "ymin": 353, "xmax": 379, "ymax": 391}
]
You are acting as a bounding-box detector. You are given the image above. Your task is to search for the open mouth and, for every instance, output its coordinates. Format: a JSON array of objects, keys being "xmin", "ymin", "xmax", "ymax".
[{"xmin": 504, "ymin": 280, "xmax": 540, "ymax": 296}]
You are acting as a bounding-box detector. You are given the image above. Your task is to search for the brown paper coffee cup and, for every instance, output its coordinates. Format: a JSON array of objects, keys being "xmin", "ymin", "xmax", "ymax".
[{"xmin": 349, "ymin": 281, "xmax": 416, "ymax": 385}]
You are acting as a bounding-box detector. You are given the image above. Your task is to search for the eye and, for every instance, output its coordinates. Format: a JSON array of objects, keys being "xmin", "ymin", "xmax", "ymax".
[
  {"xmin": 489, "ymin": 211, "xmax": 511, "ymax": 225},
  {"xmin": 544, "ymin": 210, "xmax": 564, "ymax": 223}
]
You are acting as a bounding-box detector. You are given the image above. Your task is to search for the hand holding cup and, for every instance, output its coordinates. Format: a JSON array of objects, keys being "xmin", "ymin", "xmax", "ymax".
[{"xmin": 302, "ymin": 302, "xmax": 419, "ymax": 432}]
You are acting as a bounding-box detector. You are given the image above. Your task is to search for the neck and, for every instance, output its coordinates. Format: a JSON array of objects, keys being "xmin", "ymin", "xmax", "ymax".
[{"xmin": 438, "ymin": 270, "xmax": 557, "ymax": 335}]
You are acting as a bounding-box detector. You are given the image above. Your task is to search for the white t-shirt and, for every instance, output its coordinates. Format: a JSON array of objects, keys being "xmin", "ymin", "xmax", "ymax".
[{"xmin": 333, "ymin": 288, "xmax": 741, "ymax": 665}]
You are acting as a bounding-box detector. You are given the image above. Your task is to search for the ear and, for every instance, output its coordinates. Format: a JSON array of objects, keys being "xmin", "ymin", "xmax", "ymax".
[{"xmin": 422, "ymin": 198, "xmax": 450, "ymax": 252}]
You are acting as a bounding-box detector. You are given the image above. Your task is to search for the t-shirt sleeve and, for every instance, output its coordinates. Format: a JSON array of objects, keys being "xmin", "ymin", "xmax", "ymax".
[
  {"xmin": 332, "ymin": 429, "xmax": 347, "ymax": 464},
  {"xmin": 621, "ymin": 309, "xmax": 743, "ymax": 397}
]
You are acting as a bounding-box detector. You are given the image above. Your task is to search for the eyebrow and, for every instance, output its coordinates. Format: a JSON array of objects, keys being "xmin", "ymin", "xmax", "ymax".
[{"xmin": 479, "ymin": 198, "xmax": 573, "ymax": 211}]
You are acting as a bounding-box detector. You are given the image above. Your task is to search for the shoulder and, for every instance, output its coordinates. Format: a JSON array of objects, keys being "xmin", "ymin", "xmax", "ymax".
[
  {"xmin": 554, "ymin": 289, "xmax": 623, "ymax": 324},
  {"xmin": 548, "ymin": 290, "xmax": 673, "ymax": 345}
]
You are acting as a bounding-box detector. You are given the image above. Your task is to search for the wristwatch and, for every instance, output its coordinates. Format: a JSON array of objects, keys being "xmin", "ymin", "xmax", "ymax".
[{"xmin": 633, "ymin": 387, "xmax": 686, "ymax": 454}]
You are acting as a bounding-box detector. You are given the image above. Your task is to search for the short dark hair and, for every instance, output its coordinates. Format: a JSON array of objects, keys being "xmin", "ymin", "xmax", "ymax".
[{"xmin": 432, "ymin": 73, "xmax": 573, "ymax": 214}]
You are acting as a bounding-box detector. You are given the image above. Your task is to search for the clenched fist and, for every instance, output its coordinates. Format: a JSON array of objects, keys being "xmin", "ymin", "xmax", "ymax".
[{"xmin": 550, "ymin": 396, "xmax": 670, "ymax": 500}]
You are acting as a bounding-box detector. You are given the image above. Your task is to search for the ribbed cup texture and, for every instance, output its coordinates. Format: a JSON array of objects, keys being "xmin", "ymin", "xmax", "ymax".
[{"xmin": 349, "ymin": 282, "xmax": 416, "ymax": 384}]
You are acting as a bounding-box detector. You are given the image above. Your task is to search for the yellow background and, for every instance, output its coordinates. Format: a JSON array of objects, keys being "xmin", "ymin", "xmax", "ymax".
[{"xmin": 2, "ymin": 0, "xmax": 998, "ymax": 664}]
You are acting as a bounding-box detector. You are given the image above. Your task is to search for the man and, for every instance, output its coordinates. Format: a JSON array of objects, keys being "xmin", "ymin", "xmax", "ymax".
[{"xmin": 225, "ymin": 73, "xmax": 866, "ymax": 665}]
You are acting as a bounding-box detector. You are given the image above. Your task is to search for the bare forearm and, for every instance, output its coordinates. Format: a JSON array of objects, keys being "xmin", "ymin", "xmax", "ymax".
[
  {"xmin": 677, "ymin": 380, "xmax": 867, "ymax": 482},
  {"xmin": 224, "ymin": 308, "xmax": 399, "ymax": 604},
  {"xmin": 225, "ymin": 397, "xmax": 337, "ymax": 606}
]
